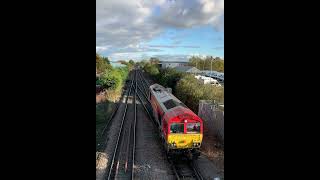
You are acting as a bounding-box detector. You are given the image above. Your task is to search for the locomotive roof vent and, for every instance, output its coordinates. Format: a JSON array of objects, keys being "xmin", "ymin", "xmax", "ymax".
[{"xmin": 163, "ymin": 99, "xmax": 187, "ymax": 110}]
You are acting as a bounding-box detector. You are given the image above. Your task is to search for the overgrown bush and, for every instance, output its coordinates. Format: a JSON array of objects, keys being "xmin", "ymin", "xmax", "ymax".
[
  {"xmin": 96, "ymin": 53, "xmax": 112, "ymax": 73},
  {"xmin": 176, "ymin": 74, "xmax": 224, "ymax": 112},
  {"xmin": 155, "ymin": 68, "xmax": 184, "ymax": 93},
  {"xmin": 143, "ymin": 62, "xmax": 159, "ymax": 77},
  {"xmin": 96, "ymin": 78, "xmax": 104, "ymax": 86},
  {"xmin": 141, "ymin": 59, "xmax": 223, "ymax": 112},
  {"xmin": 99, "ymin": 67, "xmax": 129, "ymax": 90},
  {"xmin": 116, "ymin": 66, "xmax": 129, "ymax": 79}
]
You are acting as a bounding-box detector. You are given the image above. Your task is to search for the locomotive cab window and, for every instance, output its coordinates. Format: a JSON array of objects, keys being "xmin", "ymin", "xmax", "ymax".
[
  {"xmin": 170, "ymin": 123, "xmax": 184, "ymax": 133},
  {"xmin": 186, "ymin": 122, "xmax": 200, "ymax": 133}
]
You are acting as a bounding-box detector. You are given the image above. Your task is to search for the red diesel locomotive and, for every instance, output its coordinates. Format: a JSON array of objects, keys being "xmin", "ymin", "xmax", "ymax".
[{"xmin": 149, "ymin": 84, "xmax": 203, "ymax": 159}]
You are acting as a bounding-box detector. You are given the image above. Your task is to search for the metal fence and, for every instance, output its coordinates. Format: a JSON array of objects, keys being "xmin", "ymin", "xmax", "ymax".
[{"xmin": 198, "ymin": 100, "xmax": 224, "ymax": 143}]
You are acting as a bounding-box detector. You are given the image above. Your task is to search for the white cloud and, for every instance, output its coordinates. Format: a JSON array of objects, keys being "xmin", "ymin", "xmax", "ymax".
[
  {"xmin": 149, "ymin": 45, "xmax": 200, "ymax": 48},
  {"xmin": 96, "ymin": 0, "xmax": 164, "ymax": 49},
  {"xmin": 96, "ymin": 46, "xmax": 110, "ymax": 52},
  {"xmin": 108, "ymin": 52, "xmax": 220, "ymax": 62},
  {"xmin": 96, "ymin": 0, "xmax": 224, "ymax": 59},
  {"xmin": 109, "ymin": 52, "xmax": 139, "ymax": 60},
  {"xmin": 109, "ymin": 52, "xmax": 151, "ymax": 61},
  {"xmin": 155, "ymin": 0, "xmax": 224, "ymax": 29}
]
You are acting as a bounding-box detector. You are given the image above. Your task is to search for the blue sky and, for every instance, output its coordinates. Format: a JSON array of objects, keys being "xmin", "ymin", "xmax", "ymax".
[
  {"xmin": 96, "ymin": 0, "xmax": 224, "ymax": 61},
  {"xmin": 146, "ymin": 26, "xmax": 224, "ymax": 57}
]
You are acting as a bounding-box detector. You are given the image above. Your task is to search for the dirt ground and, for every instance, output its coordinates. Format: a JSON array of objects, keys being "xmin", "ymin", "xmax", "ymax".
[
  {"xmin": 201, "ymin": 136, "xmax": 224, "ymax": 178},
  {"xmin": 200, "ymin": 112, "xmax": 224, "ymax": 178},
  {"xmin": 96, "ymin": 90, "xmax": 128, "ymax": 180},
  {"xmin": 96, "ymin": 89, "xmax": 123, "ymax": 104},
  {"xmin": 96, "ymin": 93, "xmax": 106, "ymax": 103}
]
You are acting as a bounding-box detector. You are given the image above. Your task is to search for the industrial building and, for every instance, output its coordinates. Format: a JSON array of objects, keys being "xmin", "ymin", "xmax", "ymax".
[{"xmin": 158, "ymin": 61, "xmax": 188, "ymax": 69}]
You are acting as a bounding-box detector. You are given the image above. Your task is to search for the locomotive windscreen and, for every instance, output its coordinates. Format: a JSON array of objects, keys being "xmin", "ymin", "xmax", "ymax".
[
  {"xmin": 170, "ymin": 123, "xmax": 184, "ymax": 133},
  {"xmin": 186, "ymin": 123, "xmax": 200, "ymax": 133}
]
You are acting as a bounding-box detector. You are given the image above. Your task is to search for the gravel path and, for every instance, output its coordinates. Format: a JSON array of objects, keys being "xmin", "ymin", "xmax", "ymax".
[{"xmin": 134, "ymin": 94, "xmax": 175, "ymax": 180}]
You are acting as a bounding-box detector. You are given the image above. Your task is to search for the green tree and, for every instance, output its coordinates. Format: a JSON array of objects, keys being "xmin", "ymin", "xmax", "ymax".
[
  {"xmin": 102, "ymin": 57, "xmax": 111, "ymax": 64},
  {"xmin": 96, "ymin": 53, "xmax": 111, "ymax": 73},
  {"xmin": 118, "ymin": 60, "xmax": 134, "ymax": 71},
  {"xmin": 129, "ymin": 59, "xmax": 135, "ymax": 65},
  {"xmin": 175, "ymin": 74, "xmax": 203, "ymax": 111},
  {"xmin": 188, "ymin": 56, "xmax": 224, "ymax": 72},
  {"xmin": 156, "ymin": 68, "xmax": 183, "ymax": 93},
  {"xmin": 99, "ymin": 68, "xmax": 125, "ymax": 90},
  {"xmin": 143, "ymin": 62, "xmax": 159, "ymax": 76},
  {"xmin": 150, "ymin": 57, "xmax": 160, "ymax": 65}
]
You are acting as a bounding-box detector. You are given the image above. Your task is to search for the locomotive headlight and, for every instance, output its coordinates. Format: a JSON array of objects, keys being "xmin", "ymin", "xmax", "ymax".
[
  {"xmin": 193, "ymin": 142, "xmax": 200, "ymax": 147},
  {"xmin": 170, "ymin": 142, "xmax": 176, "ymax": 147}
]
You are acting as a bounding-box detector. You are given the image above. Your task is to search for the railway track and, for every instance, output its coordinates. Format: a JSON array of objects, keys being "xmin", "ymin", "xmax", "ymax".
[
  {"xmin": 135, "ymin": 70, "xmax": 156, "ymax": 126},
  {"xmin": 168, "ymin": 157, "xmax": 204, "ymax": 180},
  {"xmin": 98, "ymin": 74, "xmax": 131, "ymax": 151},
  {"xmin": 105, "ymin": 70, "xmax": 137, "ymax": 180}
]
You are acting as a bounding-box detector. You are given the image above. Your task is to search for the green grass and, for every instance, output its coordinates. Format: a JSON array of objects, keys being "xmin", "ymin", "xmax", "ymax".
[{"xmin": 96, "ymin": 100, "xmax": 115, "ymax": 151}]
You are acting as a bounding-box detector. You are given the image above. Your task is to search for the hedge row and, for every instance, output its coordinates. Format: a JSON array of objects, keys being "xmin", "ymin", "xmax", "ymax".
[{"xmin": 144, "ymin": 63, "xmax": 223, "ymax": 112}]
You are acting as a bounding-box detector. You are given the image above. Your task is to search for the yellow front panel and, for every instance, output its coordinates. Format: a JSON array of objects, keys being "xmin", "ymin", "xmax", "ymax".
[{"xmin": 167, "ymin": 134, "xmax": 203, "ymax": 149}]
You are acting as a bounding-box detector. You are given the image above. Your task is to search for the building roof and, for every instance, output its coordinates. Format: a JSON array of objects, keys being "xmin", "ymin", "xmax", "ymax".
[
  {"xmin": 201, "ymin": 70, "xmax": 224, "ymax": 75},
  {"xmin": 174, "ymin": 66, "xmax": 200, "ymax": 73}
]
